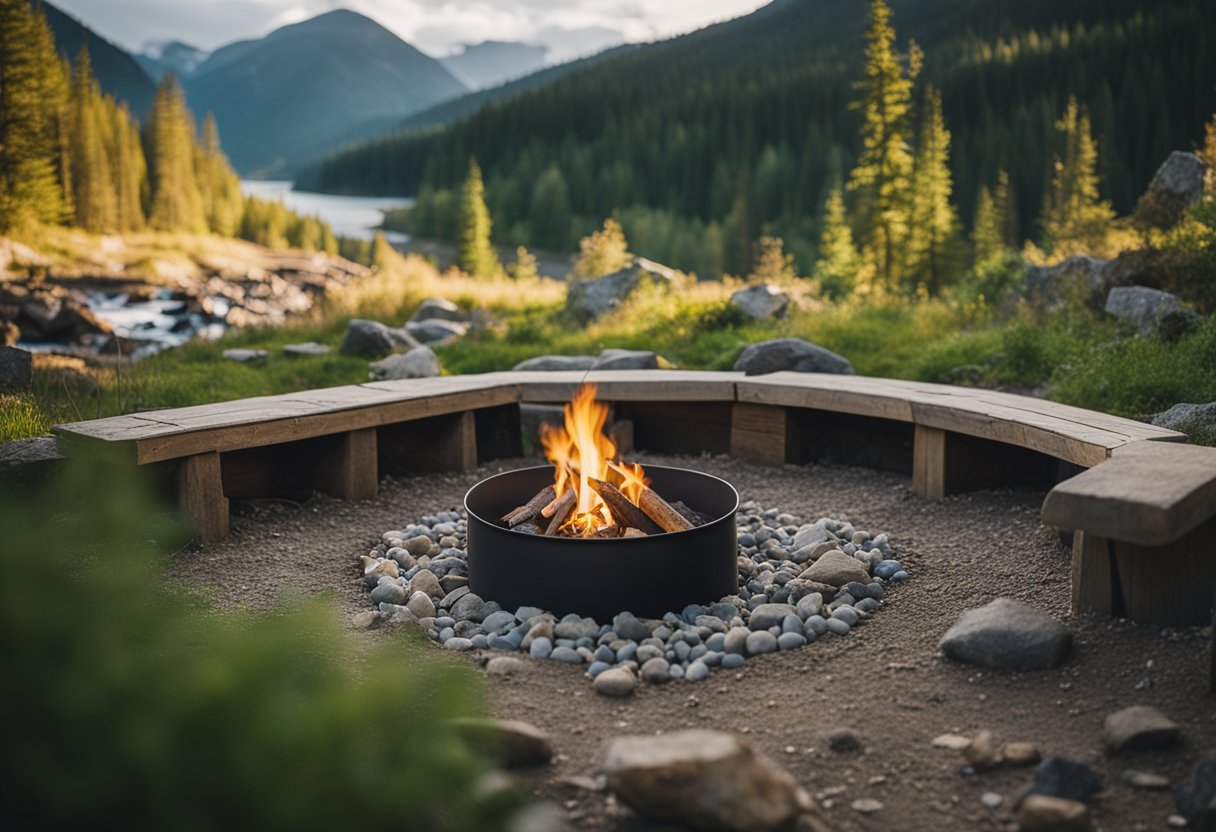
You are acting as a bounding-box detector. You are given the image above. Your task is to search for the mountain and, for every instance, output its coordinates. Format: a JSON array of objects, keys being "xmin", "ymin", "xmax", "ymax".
[
  {"xmin": 137, "ymin": 40, "xmax": 209, "ymax": 81},
  {"xmin": 301, "ymin": 0, "xmax": 1216, "ymax": 275},
  {"xmin": 184, "ymin": 9, "xmax": 468, "ymax": 178},
  {"xmin": 37, "ymin": 0, "xmax": 156, "ymax": 116},
  {"xmin": 440, "ymin": 41, "xmax": 548, "ymax": 90}
]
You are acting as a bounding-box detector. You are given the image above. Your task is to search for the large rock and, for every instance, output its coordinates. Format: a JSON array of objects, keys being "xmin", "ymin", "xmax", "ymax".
[
  {"xmin": 1176, "ymin": 755, "xmax": 1216, "ymax": 832},
  {"xmin": 593, "ymin": 348, "xmax": 659, "ymax": 370},
  {"xmin": 939, "ymin": 598, "xmax": 1071, "ymax": 671},
  {"xmin": 730, "ymin": 284, "xmax": 790, "ymax": 320},
  {"xmin": 405, "ymin": 318, "xmax": 468, "ymax": 345},
  {"xmin": 603, "ymin": 730, "xmax": 812, "ymax": 832},
  {"xmin": 1023, "ymin": 256, "xmax": 1110, "ymax": 308},
  {"xmin": 512, "ymin": 355, "xmax": 598, "ymax": 372},
  {"xmin": 566, "ymin": 258, "xmax": 675, "ymax": 321},
  {"xmin": 450, "ymin": 717, "xmax": 553, "ymax": 768},
  {"xmin": 368, "ymin": 346, "xmax": 440, "ymax": 380},
  {"xmin": 1104, "ymin": 286, "xmax": 1195, "ymax": 336},
  {"xmin": 1152, "ymin": 401, "xmax": 1216, "ymax": 442},
  {"xmin": 0, "ymin": 345, "xmax": 32, "ymax": 390},
  {"xmin": 339, "ymin": 319, "xmax": 415, "ymax": 358},
  {"xmin": 1136, "ymin": 151, "xmax": 1206, "ymax": 229},
  {"xmin": 799, "ymin": 549, "xmax": 870, "ymax": 588},
  {"xmin": 411, "ymin": 297, "xmax": 470, "ymax": 324},
  {"xmin": 733, "ymin": 338, "xmax": 853, "ymax": 376},
  {"xmin": 1102, "ymin": 706, "xmax": 1180, "ymax": 753}
]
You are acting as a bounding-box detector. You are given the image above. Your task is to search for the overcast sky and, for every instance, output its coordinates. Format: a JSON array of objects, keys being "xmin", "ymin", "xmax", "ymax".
[{"xmin": 51, "ymin": 0, "xmax": 769, "ymax": 62}]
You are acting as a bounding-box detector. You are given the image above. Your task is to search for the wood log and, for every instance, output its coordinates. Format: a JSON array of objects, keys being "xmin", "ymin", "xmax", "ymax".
[
  {"xmin": 623, "ymin": 527, "xmax": 646, "ymax": 538},
  {"xmin": 542, "ymin": 488, "xmax": 574, "ymax": 519},
  {"xmin": 501, "ymin": 485, "xmax": 556, "ymax": 527},
  {"xmin": 588, "ymin": 478, "xmax": 662, "ymax": 535},
  {"xmin": 544, "ymin": 490, "xmax": 576, "ymax": 536},
  {"xmin": 592, "ymin": 524, "xmax": 619, "ymax": 539},
  {"xmin": 638, "ymin": 486, "xmax": 694, "ymax": 533},
  {"xmin": 669, "ymin": 500, "xmax": 712, "ymax": 527}
]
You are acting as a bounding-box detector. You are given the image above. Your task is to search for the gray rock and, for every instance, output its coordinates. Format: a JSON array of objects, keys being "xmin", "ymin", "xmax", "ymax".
[
  {"xmin": 411, "ymin": 297, "xmax": 470, "ymax": 324},
  {"xmin": 486, "ymin": 656, "xmax": 527, "ymax": 676},
  {"xmin": 747, "ymin": 603, "xmax": 797, "ymax": 631},
  {"xmin": 554, "ymin": 614, "xmax": 599, "ymax": 640},
  {"xmin": 594, "ymin": 667, "xmax": 637, "ymax": 697},
  {"xmin": 512, "ymin": 355, "xmax": 598, "ymax": 372},
  {"xmin": 1175, "ymin": 755, "xmax": 1216, "ymax": 830},
  {"xmin": 612, "ymin": 612, "xmax": 652, "ymax": 642},
  {"xmin": 603, "ymin": 730, "xmax": 811, "ymax": 832},
  {"xmin": 566, "ymin": 258, "xmax": 674, "ymax": 321},
  {"xmin": 795, "ymin": 593, "xmax": 823, "ymax": 620},
  {"xmin": 550, "ymin": 646, "xmax": 584, "ymax": 664},
  {"xmin": 444, "ymin": 637, "xmax": 475, "ymax": 651},
  {"xmin": 350, "ymin": 610, "xmax": 380, "ymax": 629},
  {"xmin": 1102, "ymin": 706, "xmax": 1180, "ymax": 753},
  {"xmin": 0, "ymin": 346, "xmax": 32, "ymax": 390},
  {"xmin": 723, "ymin": 626, "xmax": 750, "ymax": 654},
  {"xmin": 450, "ymin": 592, "xmax": 485, "ymax": 621},
  {"xmin": 777, "ymin": 632, "xmax": 806, "ymax": 650},
  {"xmin": 939, "ymin": 598, "xmax": 1071, "ymax": 671},
  {"xmin": 405, "ymin": 318, "xmax": 468, "ymax": 345},
  {"xmin": 800, "ymin": 549, "xmax": 870, "ymax": 588},
  {"xmin": 730, "ymin": 284, "xmax": 790, "ymax": 320},
  {"xmin": 339, "ymin": 318, "xmax": 416, "ymax": 358},
  {"xmin": 685, "ymin": 660, "xmax": 710, "ymax": 682},
  {"xmin": 1137, "ymin": 151, "xmax": 1206, "ymax": 228},
  {"xmin": 221, "ymin": 348, "xmax": 268, "ymax": 363},
  {"xmin": 451, "ymin": 717, "xmax": 553, "ymax": 767},
  {"xmin": 369, "ymin": 345, "xmax": 441, "ymax": 380},
  {"xmin": 369, "ymin": 582, "xmax": 408, "ymax": 605},
  {"xmin": 792, "ymin": 524, "xmax": 832, "ymax": 551},
  {"xmin": 481, "ymin": 610, "xmax": 517, "ymax": 635},
  {"xmin": 733, "ymin": 338, "xmax": 853, "ymax": 376},
  {"xmin": 1152, "ymin": 402, "xmax": 1216, "ymax": 443},
  {"xmin": 1023, "ymin": 255, "xmax": 1110, "ymax": 308},
  {"xmin": 282, "ymin": 341, "xmax": 331, "ymax": 357},
  {"xmin": 1030, "ymin": 756, "xmax": 1104, "ymax": 804},
  {"xmin": 745, "ymin": 631, "xmax": 778, "ymax": 655},
  {"xmin": 593, "ymin": 348, "xmax": 659, "ymax": 370},
  {"xmin": 521, "ymin": 620, "xmax": 554, "ymax": 649},
  {"xmin": 1105, "ymin": 286, "xmax": 1194, "ymax": 336},
  {"xmin": 405, "ymin": 590, "xmax": 437, "ymax": 619},
  {"xmin": 404, "ymin": 535, "xmax": 434, "ymax": 557},
  {"xmin": 640, "ymin": 657, "xmax": 671, "ymax": 684}
]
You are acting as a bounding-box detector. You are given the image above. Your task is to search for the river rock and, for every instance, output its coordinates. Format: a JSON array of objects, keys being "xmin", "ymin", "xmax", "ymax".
[
  {"xmin": 1102, "ymin": 706, "xmax": 1180, "ymax": 753},
  {"xmin": 733, "ymin": 338, "xmax": 853, "ymax": 376},
  {"xmin": 612, "ymin": 611, "xmax": 652, "ymax": 642},
  {"xmin": 512, "ymin": 355, "xmax": 598, "ymax": 371},
  {"xmin": 748, "ymin": 603, "xmax": 797, "ymax": 631},
  {"xmin": 1136, "ymin": 151, "xmax": 1206, "ymax": 229},
  {"xmin": 340, "ymin": 318, "xmax": 415, "ymax": 357},
  {"xmin": 800, "ymin": 549, "xmax": 870, "ymax": 588},
  {"xmin": 485, "ymin": 656, "xmax": 527, "ymax": 676},
  {"xmin": 369, "ymin": 346, "xmax": 440, "ymax": 380},
  {"xmin": 369, "ymin": 582, "xmax": 408, "ymax": 606},
  {"xmin": 566, "ymin": 258, "xmax": 675, "ymax": 321},
  {"xmin": 593, "ymin": 667, "xmax": 637, "ymax": 698},
  {"xmin": 939, "ymin": 598, "xmax": 1071, "ymax": 671},
  {"xmin": 593, "ymin": 348, "xmax": 659, "ymax": 370},
  {"xmin": 412, "ymin": 297, "xmax": 470, "ymax": 324},
  {"xmin": 405, "ymin": 591, "xmax": 437, "ymax": 620},
  {"xmin": 451, "ymin": 717, "xmax": 553, "ymax": 768},
  {"xmin": 603, "ymin": 730, "xmax": 812, "ymax": 832},
  {"xmin": 0, "ymin": 346, "xmax": 32, "ymax": 390},
  {"xmin": 1030, "ymin": 756, "xmax": 1104, "ymax": 805},
  {"xmin": 282, "ymin": 341, "xmax": 331, "ymax": 357},
  {"xmin": 405, "ymin": 318, "xmax": 468, "ymax": 345},
  {"xmin": 1105, "ymin": 286, "xmax": 1194, "ymax": 336},
  {"xmin": 409, "ymin": 569, "xmax": 444, "ymax": 599},
  {"xmin": 1175, "ymin": 755, "xmax": 1216, "ymax": 830},
  {"xmin": 730, "ymin": 284, "xmax": 790, "ymax": 320},
  {"xmin": 1016, "ymin": 795, "xmax": 1092, "ymax": 832},
  {"xmin": 554, "ymin": 614, "xmax": 599, "ymax": 640}
]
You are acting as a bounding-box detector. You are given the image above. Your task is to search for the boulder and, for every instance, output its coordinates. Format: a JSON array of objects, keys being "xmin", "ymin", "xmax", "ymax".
[
  {"xmin": 339, "ymin": 318, "xmax": 415, "ymax": 358},
  {"xmin": 1152, "ymin": 401, "xmax": 1216, "ymax": 443},
  {"xmin": 566, "ymin": 258, "xmax": 675, "ymax": 321},
  {"xmin": 603, "ymin": 730, "xmax": 812, "ymax": 832},
  {"xmin": 1136, "ymin": 151, "xmax": 1206, "ymax": 229},
  {"xmin": 939, "ymin": 598, "xmax": 1071, "ymax": 671},
  {"xmin": 799, "ymin": 549, "xmax": 870, "ymax": 588},
  {"xmin": 593, "ymin": 348, "xmax": 659, "ymax": 370},
  {"xmin": 411, "ymin": 297, "xmax": 470, "ymax": 324},
  {"xmin": 1102, "ymin": 706, "xmax": 1179, "ymax": 753},
  {"xmin": 512, "ymin": 355, "xmax": 598, "ymax": 372},
  {"xmin": 730, "ymin": 284, "xmax": 790, "ymax": 320},
  {"xmin": 0, "ymin": 345, "xmax": 32, "ymax": 390},
  {"xmin": 593, "ymin": 667, "xmax": 638, "ymax": 697},
  {"xmin": 1104, "ymin": 286, "xmax": 1195, "ymax": 336},
  {"xmin": 1176, "ymin": 755, "xmax": 1216, "ymax": 831},
  {"xmin": 733, "ymin": 338, "xmax": 853, "ymax": 376},
  {"xmin": 221, "ymin": 348, "xmax": 268, "ymax": 363},
  {"xmin": 450, "ymin": 717, "xmax": 553, "ymax": 768},
  {"xmin": 1023, "ymin": 256, "xmax": 1110, "ymax": 308},
  {"xmin": 368, "ymin": 346, "xmax": 440, "ymax": 380},
  {"xmin": 282, "ymin": 341, "xmax": 331, "ymax": 357},
  {"xmin": 1029, "ymin": 756, "xmax": 1104, "ymax": 804},
  {"xmin": 1016, "ymin": 795, "xmax": 1092, "ymax": 832},
  {"xmin": 405, "ymin": 318, "xmax": 468, "ymax": 345}
]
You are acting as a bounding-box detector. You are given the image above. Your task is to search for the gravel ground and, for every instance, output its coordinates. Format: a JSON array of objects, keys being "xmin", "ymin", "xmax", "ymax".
[{"xmin": 168, "ymin": 453, "xmax": 1216, "ymax": 831}]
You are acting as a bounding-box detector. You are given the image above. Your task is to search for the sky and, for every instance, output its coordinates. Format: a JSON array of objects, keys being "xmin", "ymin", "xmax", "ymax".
[{"xmin": 51, "ymin": 0, "xmax": 769, "ymax": 63}]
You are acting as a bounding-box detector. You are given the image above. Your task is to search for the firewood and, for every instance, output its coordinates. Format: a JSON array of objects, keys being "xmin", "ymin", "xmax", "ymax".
[
  {"xmin": 511, "ymin": 522, "xmax": 540, "ymax": 535},
  {"xmin": 544, "ymin": 491, "xmax": 575, "ymax": 535},
  {"xmin": 541, "ymin": 488, "xmax": 575, "ymax": 519},
  {"xmin": 591, "ymin": 524, "xmax": 619, "ymax": 539},
  {"xmin": 637, "ymin": 486, "xmax": 694, "ymax": 533},
  {"xmin": 670, "ymin": 500, "xmax": 712, "ymax": 527},
  {"xmin": 501, "ymin": 485, "xmax": 556, "ymax": 527},
  {"xmin": 587, "ymin": 478, "xmax": 662, "ymax": 535},
  {"xmin": 622, "ymin": 527, "xmax": 646, "ymax": 538}
]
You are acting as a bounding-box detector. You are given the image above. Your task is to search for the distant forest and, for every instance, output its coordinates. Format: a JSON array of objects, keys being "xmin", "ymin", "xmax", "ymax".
[{"xmin": 300, "ymin": 0, "xmax": 1216, "ymax": 277}]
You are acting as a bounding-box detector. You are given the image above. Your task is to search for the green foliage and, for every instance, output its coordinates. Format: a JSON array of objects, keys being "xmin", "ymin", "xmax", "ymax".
[
  {"xmin": 907, "ymin": 85, "xmax": 963, "ymax": 295},
  {"xmin": 971, "ymin": 185, "xmax": 1003, "ymax": 269},
  {"xmin": 370, "ymin": 230, "xmax": 395, "ymax": 271},
  {"xmin": 0, "ymin": 393, "xmax": 52, "ymax": 440},
  {"xmin": 0, "ymin": 451, "xmax": 522, "ymax": 830},
  {"xmin": 1039, "ymin": 96, "xmax": 1115, "ymax": 257},
  {"xmin": 748, "ymin": 235, "xmax": 799, "ymax": 283},
  {"xmin": 508, "ymin": 245, "xmax": 538, "ymax": 281},
  {"xmin": 814, "ymin": 186, "xmax": 860, "ymax": 298},
  {"xmin": 146, "ymin": 74, "xmax": 207, "ymax": 233},
  {"xmin": 956, "ymin": 251, "xmax": 1026, "ymax": 305},
  {"xmin": 197, "ymin": 114, "xmax": 244, "ymax": 236},
  {"xmin": 456, "ymin": 158, "xmax": 499, "ymax": 279},
  {"xmin": 573, "ymin": 218, "xmax": 632, "ymax": 278}
]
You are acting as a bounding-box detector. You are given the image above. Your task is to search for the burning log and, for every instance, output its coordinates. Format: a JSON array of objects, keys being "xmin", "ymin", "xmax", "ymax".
[
  {"xmin": 541, "ymin": 486, "xmax": 574, "ymax": 519},
  {"xmin": 543, "ymin": 490, "xmax": 576, "ymax": 536},
  {"xmin": 588, "ymin": 478, "xmax": 662, "ymax": 535},
  {"xmin": 501, "ymin": 485, "xmax": 556, "ymax": 527},
  {"xmin": 670, "ymin": 500, "xmax": 712, "ymax": 528},
  {"xmin": 637, "ymin": 486, "xmax": 694, "ymax": 533}
]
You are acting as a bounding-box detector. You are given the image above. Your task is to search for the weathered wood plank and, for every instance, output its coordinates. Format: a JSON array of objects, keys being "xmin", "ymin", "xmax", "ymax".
[
  {"xmin": 491, "ymin": 370, "xmax": 741, "ymax": 402},
  {"xmin": 1112, "ymin": 516, "xmax": 1216, "ymax": 626},
  {"xmin": 178, "ymin": 452, "xmax": 228, "ymax": 544},
  {"xmin": 322, "ymin": 428, "xmax": 378, "ymax": 500},
  {"xmin": 912, "ymin": 425, "xmax": 947, "ymax": 499},
  {"xmin": 1042, "ymin": 442, "xmax": 1216, "ymax": 546},
  {"xmin": 379, "ymin": 411, "xmax": 477, "ymax": 473},
  {"xmin": 730, "ymin": 403, "xmax": 787, "ymax": 465},
  {"xmin": 1071, "ymin": 530, "xmax": 1114, "ymax": 617}
]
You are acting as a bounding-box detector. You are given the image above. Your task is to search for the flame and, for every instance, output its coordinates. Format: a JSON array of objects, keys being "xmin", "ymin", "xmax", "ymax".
[{"xmin": 540, "ymin": 383, "xmax": 648, "ymax": 537}]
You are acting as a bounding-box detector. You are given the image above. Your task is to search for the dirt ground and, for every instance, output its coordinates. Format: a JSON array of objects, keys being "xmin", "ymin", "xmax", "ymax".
[{"xmin": 168, "ymin": 453, "xmax": 1216, "ymax": 832}]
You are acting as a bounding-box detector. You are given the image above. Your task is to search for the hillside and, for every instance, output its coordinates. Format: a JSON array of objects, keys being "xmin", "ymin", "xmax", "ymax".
[
  {"xmin": 39, "ymin": 0, "xmax": 155, "ymax": 116},
  {"xmin": 136, "ymin": 40, "xmax": 208, "ymax": 81},
  {"xmin": 300, "ymin": 0, "xmax": 1216, "ymax": 274},
  {"xmin": 440, "ymin": 41, "xmax": 548, "ymax": 90},
  {"xmin": 184, "ymin": 9, "xmax": 468, "ymax": 178}
]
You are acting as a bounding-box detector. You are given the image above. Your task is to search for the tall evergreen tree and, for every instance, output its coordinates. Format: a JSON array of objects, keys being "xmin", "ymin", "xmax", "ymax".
[
  {"xmin": 1040, "ymin": 96, "xmax": 1114, "ymax": 257},
  {"xmin": 1200, "ymin": 113, "xmax": 1216, "ymax": 199},
  {"xmin": 146, "ymin": 74, "xmax": 206, "ymax": 233},
  {"xmin": 196, "ymin": 114, "xmax": 243, "ymax": 237},
  {"xmin": 846, "ymin": 0, "xmax": 914, "ymax": 289},
  {"xmin": 971, "ymin": 186, "xmax": 1003, "ymax": 268},
  {"xmin": 110, "ymin": 102, "xmax": 147, "ymax": 231},
  {"xmin": 993, "ymin": 169, "xmax": 1018, "ymax": 248},
  {"xmin": 0, "ymin": 0, "xmax": 69, "ymax": 230},
  {"xmin": 455, "ymin": 157, "xmax": 499, "ymax": 278},
  {"xmin": 907, "ymin": 85, "xmax": 961, "ymax": 295},
  {"xmin": 748, "ymin": 236, "xmax": 798, "ymax": 283},
  {"xmin": 70, "ymin": 46, "xmax": 117, "ymax": 233},
  {"xmin": 574, "ymin": 218, "xmax": 632, "ymax": 278},
  {"xmin": 814, "ymin": 185, "xmax": 860, "ymax": 297}
]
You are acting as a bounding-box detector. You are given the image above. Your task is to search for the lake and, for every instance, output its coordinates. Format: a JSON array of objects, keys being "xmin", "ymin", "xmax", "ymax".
[{"xmin": 240, "ymin": 180, "xmax": 412, "ymax": 242}]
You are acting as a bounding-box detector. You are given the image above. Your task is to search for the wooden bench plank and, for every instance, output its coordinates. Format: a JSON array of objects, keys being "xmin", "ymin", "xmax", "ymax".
[
  {"xmin": 484, "ymin": 370, "xmax": 742, "ymax": 402},
  {"xmin": 1042, "ymin": 442, "xmax": 1216, "ymax": 546}
]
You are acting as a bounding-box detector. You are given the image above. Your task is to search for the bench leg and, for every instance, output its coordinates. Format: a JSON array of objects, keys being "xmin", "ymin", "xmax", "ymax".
[
  {"xmin": 319, "ymin": 427, "xmax": 378, "ymax": 500},
  {"xmin": 730, "ymin": 403, "xmax": 787, "ymax": 465},
  {"xmin": 912, "ymin": 425, "xmax": 947, "ymax": 499},
  {"xmin": 1071, "ymin": 530, "xmax": 1115, "ymax": 616},
  {"xmin": 914, "ymin": 425, "xmax": 1055, "ymax": 499},
  {"xmin": 179, "ymin": 451, "xmax": 228, "ymax": 544}
]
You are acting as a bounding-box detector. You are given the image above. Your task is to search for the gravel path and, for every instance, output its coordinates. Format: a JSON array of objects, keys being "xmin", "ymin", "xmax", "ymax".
[{"xmin": 167, "ymin": 453, "xmax": 1216, "ymax": 831}]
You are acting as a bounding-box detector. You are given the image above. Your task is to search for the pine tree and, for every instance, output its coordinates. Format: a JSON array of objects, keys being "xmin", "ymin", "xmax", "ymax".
[
  {"xmin": 993, "ymin": 169, "xmax": 1018, "ymax": 248},
  {"xmin": 455, "ymin": 157, "xmax": 499, "ymax": 278},
  {"xmin": 847, "ymin": 0, "xmax": 914, "ymax": 289},
  {"xmin": 748, "ymin": 236, "xmax": 798, "ymax": 283},
  {"xmin": 1039, "ymin": 96, "xmax": 1114, "ymax": 257},
  {"xmin": 70, "ymin": 46, "xmax": 118, "ymax": 232},
  {"xmin": 196, "ymin": 114, "xmax": 243, "ymax": 236},
  {"xmin": 508, "ymin": 245, "xmax": 539, "ymax": 281},
  {"xmin": 1199, "ymin": 113, "xmax": 1216, "ymax": 199},
  {"xmin": 0, "ymin": 0, "xmax": 69, "ymax": 231},
  {"xmin": 814, "ymin": 186, "xmax": 860, "ymax": 297},
  {"xmin": 574, "ymin": 218, "xmax": 632, "ymax": 278},
  {"xmin": 110, "ymin": 102, "xmax": 147, "ymax": 231},
  {"xmin": 146, "ymin": 74, "xmax": 206, "ymax": 233},
  {"xmin": 971, "ymin": 186, "xmax": 1004, "ymax": 268},
  {"xmin": 907, "ymin": 85, "xmax": 962, "ymax": 295}
]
